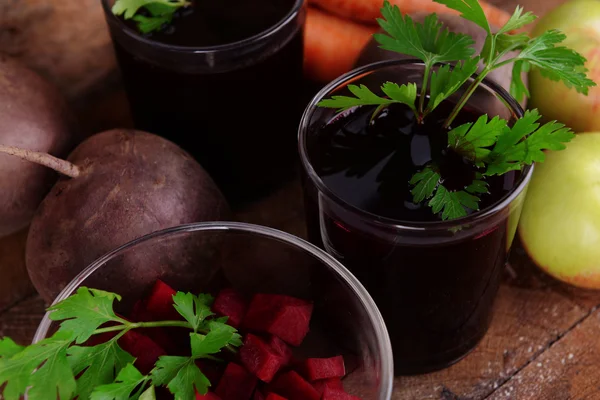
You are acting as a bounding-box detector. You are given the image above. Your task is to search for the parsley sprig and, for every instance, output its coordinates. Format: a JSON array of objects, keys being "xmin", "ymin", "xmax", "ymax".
[
  {"xmin": 317, "ymin": 0, "xmax": 595, "ymax": 221},
  {"xmin": 0, "ymin": 287, "xmax": 242, "ymax": 400},
  {"xmin": 112, "ymin": 0, "xmax": 191, "ymax": 34}
]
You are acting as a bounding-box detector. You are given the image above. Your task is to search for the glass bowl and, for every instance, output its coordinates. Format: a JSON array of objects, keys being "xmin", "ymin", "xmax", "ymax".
[{"xmin": 33, "ymin": 222, "xmax": 394, "ymax": 399}]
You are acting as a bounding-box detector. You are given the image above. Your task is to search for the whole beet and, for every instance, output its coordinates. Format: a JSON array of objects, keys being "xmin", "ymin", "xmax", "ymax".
[
  {"xmin": 21, "ymin": 129, "xmax": 230, "ymax": 302},
  {"xmin": 0, "ymin": 55, "xmax": 76, "ymax": 237}
]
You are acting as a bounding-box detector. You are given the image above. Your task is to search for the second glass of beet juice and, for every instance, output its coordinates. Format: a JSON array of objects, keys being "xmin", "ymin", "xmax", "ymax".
[
  {"xmin": 299, "ymin": 60, "xmax": 533, "ymax": 375},
  {"xmin": 101, "ymin": 0, "xmax": 305, "ymax": 204}
]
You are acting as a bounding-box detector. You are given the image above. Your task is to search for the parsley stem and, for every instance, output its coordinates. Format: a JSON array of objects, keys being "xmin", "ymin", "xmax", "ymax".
[
  {"xmin": 443, "ymin": 69, "xmax": 489, "ymax": 128},
  {"xmin": 418, "ymin": 63, "xmax": 432, "ymax": 118},
  {"xmin": 93, "ymin": 320, "xmax": 193, "ymax": 335}
]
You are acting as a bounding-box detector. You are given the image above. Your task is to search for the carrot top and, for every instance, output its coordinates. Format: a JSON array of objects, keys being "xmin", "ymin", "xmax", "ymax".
[{"xmin": 317, "ymin": 0, "xmax": 595, "ymax": 221}]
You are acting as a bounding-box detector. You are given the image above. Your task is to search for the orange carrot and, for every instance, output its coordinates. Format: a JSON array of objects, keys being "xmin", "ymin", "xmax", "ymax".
[
  {"xmin": 308, "ymin": 0, "xmax": 511, "ymax": 28},
  {"xmin": 304, "ymin": 7, "xmax": 377, "ymax": 83}
]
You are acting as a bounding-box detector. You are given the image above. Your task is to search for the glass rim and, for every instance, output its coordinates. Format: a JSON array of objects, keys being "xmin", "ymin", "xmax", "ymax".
[
  {"xmin": 100, "ymin": 0, "xmax": 305, "ymax": 53},
  {"xmin": 298, "ymin": 58, "xmax": 534, "ymax": 231},
  {"xmin": 32, "ymin": 221, "xmax": 394, "ymax": 400}
]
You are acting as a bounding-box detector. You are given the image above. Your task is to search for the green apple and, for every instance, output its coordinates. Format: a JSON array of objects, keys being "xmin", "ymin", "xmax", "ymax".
[
  {"xmin": 519, "ymin": 133, "xmax": 600, "ymax": 288},
  {"xmin": 529, "ymin": 0, "xmax": 600, "ymax": 133}
]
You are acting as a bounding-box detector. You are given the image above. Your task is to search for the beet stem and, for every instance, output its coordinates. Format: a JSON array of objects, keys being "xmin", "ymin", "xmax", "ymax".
[{"xmin": 0, "ymin": 145, "xmax": 80, "ymax": 178}]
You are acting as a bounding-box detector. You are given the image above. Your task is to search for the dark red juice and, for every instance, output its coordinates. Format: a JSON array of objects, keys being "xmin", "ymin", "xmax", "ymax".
[
  {"xmin": 303, "ymin": 101, "xmax": 520, "ymax": 374},
  {"xmin": 107, "ymin": 0, "xmax": 305, "ymax": 203}
]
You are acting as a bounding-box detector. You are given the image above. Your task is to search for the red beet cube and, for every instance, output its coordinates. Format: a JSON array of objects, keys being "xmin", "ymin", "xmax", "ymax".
[
  {"xmin": 213, "ymin": 288, "xmax": 248, "ymax": 328},
  {"xmin": 240, "ymin": 334, "xmax": 283, "ymax": 383},
  {"xmin": 270, "ymin": 371, "xmax": 320, "ymax": 400},
  {"xmin": 266, "ymin": 394, "xmax": 287, "ymax": 400},
  {"xmin": 268, "ymin": 336, "xmax": 293, "ymax": 366},
  {"xmin": 302, "ymin": 356, "xmax": 345, "ymax": 381},
  {"xmin": 195, "ymin": 392, "xmax": 221, "ymax": 400},
  {"xmin": 322, "ymin": 387, "xmax": 362, "ymax": 400},
  {"xmin": 118, "ymin": 330, "xmax": 166, "ymax": 374},
  {"xmin": 253, "ymin": 391, "xmax": 266, "ymax": 400},
  {"xmin": 215, "ymin": 363, "xmax": 257, "ymax": 400},
  {"xmin": 144, "ymin": 279, "xmax": 180, "ymax": 320},
  {"xmin": 313, "ymin": 377, "xmax": 344, "ymax": 394},
  {"xmin": 243, "ymin": 294, "xmax": 313, "ymax": 346}
]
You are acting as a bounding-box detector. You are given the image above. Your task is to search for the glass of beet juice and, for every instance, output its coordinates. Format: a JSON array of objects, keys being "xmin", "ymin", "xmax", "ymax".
[
  {"xmin": 100, "ymin": 0, "xmax": 305, "ymax": 204},
  {"xmin": 299, "ymin": 59, "xmax": 533, "ymax": 375}
]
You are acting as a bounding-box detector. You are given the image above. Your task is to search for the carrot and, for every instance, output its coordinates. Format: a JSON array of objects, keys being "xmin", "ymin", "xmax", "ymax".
[
  {"xmin": 304, "ymin": 7, "xmax": 377, "ymax": 83},
  {"xmin": 308, "ymin": 0, "xmax": 512, "ymax": 29}
]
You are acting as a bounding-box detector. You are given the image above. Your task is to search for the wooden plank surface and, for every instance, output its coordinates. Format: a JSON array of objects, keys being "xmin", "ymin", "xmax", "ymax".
[{"xmin": 2, "ymin": 0, "xmax": 600, "ymax": 399}]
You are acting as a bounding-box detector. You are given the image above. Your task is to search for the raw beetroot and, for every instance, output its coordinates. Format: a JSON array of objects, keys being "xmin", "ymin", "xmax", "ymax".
[
  {"xmin": 267, "ymin": 335, "xmax": 293, "ymax": 366},
  {"xmin": 270, "ymin": 371, "xmax": 320, "ymax": 400},
  {"xmin": 240, "ymin": 334, "xmax": 283, "ymax": 383},
  {"xmin": 215, "ymin": 362, "xmax": 258, "ymax": 400},
  {"xmin": 313, "ymin": 377, "xmax": 345, "ymax": 394},
  {"xmin": 265, "ymin": 394, "xmax": 288, "ymax": 400},
  {"xmin": 196, "ymin": 392, "xmax": 221, "ymax": 400},
  {"xmin": 118, "ymin": 330, "xmax": 167, "ymax": 375},
  {"xmin": 243, "ymin": 294, "xmax": 314, "ymax": 346},
  {"xmin": 322, "ymin": 387, "xmax": 362, "ymax": 400},
  {"xmin": 144, "ymin": 279, "xmax": 180, "ymax": 321},
  {"xmin": 302, "ymin": 356, "xmax": 346, "ymax": 381},
  {"xmin": 213, "ymin": 288, "xmax": 248, "ymax": 328}
]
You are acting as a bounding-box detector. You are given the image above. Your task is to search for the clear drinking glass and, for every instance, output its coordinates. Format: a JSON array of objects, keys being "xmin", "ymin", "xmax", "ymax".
[
  {"xmin": 299, "ymin": 59, "xmax": 533, "ymax": 375},
  {"xmin": 33, "ymin": 222, "xmax": 394, "ymax": 399},
  {"xmin": 100, "ymin": 0, "xmax": 306, "ymax": 204}
]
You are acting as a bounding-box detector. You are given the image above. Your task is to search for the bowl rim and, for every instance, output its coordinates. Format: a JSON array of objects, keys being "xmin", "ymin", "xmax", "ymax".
[{"xmin": 32, "ymin": 221, "xmax": 394, "ymax": 399}]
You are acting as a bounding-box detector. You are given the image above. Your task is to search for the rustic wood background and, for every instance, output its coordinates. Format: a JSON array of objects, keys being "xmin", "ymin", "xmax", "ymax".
[{"xmin": 2, "ymin": 0, "xmax": 599, "ymax": 399}]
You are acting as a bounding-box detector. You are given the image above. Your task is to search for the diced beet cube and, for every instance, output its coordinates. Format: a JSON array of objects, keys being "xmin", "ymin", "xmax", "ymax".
[
  {"xmin": 240, "ymin": 334, "xmax": 283, "ymax": 383},
  {"xmin": 270, "ymin": 371, "xmax": 320, "ymax": 400},
  {"xmin": 213, "ymin": 288, "xmax": 248, "ymax": 328},
  {"xmin": 195, "ymin": 392, "xmax": 221, "ymax": 400},
  {"xmin": 215, "ymin": 363, "xmax": 257, "ymax": 400},
  {"xmin": 118, "ymin": 330, "xmax": 167, "ymax": 374},
  {"xmin": 321, "ymin": 387, "xmax": 362, "ymax": 400},
  {"xmin": 253, "ymin": 391, "xmax": 266, "ymax": 400},
  {"xmin": 243, "ymin": 294, "xmax": 314, "ymax": 346},
  {"xmin": 313, "ymin": 377, "xmax": 344, "ymax": 394},
  {"xmin": 267, "ymin": 336, "xmax": 292, "ymax": 366},
  {"xmin": 144, "ymin": 279, "xmax": 181, "ymax": 320},
  {"xmin": 265, "ymin": 394, "xmax": 287, "ymax": 400},
  {"xmin": 302, "ymin": 356, "xmax": 345, "ymax": 381}
]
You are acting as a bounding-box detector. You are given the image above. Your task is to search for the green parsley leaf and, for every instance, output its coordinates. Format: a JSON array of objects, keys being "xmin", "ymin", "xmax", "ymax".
[
  {"xmin": 433, "ymin": 0, "xmax": 490, "ymax": 34},
  {"xmin": 151, "ymin": 356, "xmax": 211, "ymax": 398},
  {"xmin": 317, "ymin": 83, "xmax": 417, "ymax": 113},
  {"xmin": 485, "ymin": 109, "xmax": 575, "ymax": 175},
  {"xmin": 497, "ymin": 6, "xmax": 536, "ymax": 35},
  {"xmin": 207, "ymin": 320, "xmax": 243, "ymax": 348},
  {"xmin": 429, "ymin": 185, "xmax": 480, "ymax": 220},
  {"xmin": 0, "ymin": 331, "xmax": 75, "ymax": 400},
  {"xmin": 133, "ymin": 14, "xmax": 173, "ymax": 34},
  {"xmin": 509, "ymin": 60, "xmax": 531, "ymax": 102},
  {"xmin": 173, "ymin": 292, "xmax": 215, "ymax": 332},
  {"xmin": 495, "ymin": 33, "xmax": 530, "ymax": 55},
  {"xmin": 427, "ymin": 58, "xmax": 480, "ymax": 112},
  {"xmin": 375, "ymin": 2, "xmax": 475, "ymax": 65},
  {"xmin": 112, "ymin": 0, "xmax": 187, "ymax": 19},
  {"xmin": 48, "ymin": 287, "xmax": 124, "ymax": 344},
  {"xmin": 91, "ymin": 363, "xmax": 148, "ymax": 400},
  {"xmin": 112, "ymin": 0, "xmax": 190, "ymax": 34},
  {"xmin": 448, "ymin": 115, "xmax": 507, "ymax": 161},
  {"xmin": 68, "ymin": 339, "xmax": 135, "ymax": 400},
  {"xmin": 410, "ymin": 167, "xmax": 441, "ymax": 203},
  {"xmin": 465, "ymin": 175, "xmax": 489, "ymax": 195},
  {"xmin": 0, "ymin": 338, "xmax": 24, "ymax": 359},
  {"xmin": 513, "ymin": 30, "xmax": 596, "ymax": 95}
]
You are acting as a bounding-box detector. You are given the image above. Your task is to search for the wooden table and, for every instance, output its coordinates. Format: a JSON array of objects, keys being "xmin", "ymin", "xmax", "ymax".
[{"xmin": 3, "ymin": 0, "xmax": 599, "ymax": 399}]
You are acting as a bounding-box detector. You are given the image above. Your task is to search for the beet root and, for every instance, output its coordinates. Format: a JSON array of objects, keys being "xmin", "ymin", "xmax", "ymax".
[
  {"xmin": 22, "ymin": 129, "xmax": 230, "ymax": 302},
  {"xmin": 0, "ymin": 55, "xmax": 76, "ymax": 237}
]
